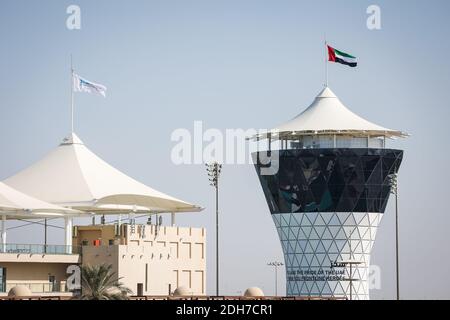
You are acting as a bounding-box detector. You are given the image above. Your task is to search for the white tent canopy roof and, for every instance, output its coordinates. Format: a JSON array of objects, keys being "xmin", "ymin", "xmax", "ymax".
[
  {"xmin": 0, "ymin": 181, "xmax": 82, "ymax": 220},
  {"xmin": 256, "ymin": 87, "xmax": 408, "ymax": 140},
  {"xmin": 4, "ymin": 133, "xmax": 203, "ymax": 214}
]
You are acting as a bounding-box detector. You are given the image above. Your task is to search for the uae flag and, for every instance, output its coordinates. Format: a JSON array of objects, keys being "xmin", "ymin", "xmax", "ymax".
[{"xmin": 327, "ymin": 45, "xmax": 357, "ymax": 67}]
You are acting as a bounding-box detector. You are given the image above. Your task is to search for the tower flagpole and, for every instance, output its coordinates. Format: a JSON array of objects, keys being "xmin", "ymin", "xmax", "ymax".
[
  {"xmin": 71, "ymin": 55, "xmax": 74, "ymax": 133},
  {"xmin": 325, "ymin": 34, "xmax": 328, "ymax": 87}
]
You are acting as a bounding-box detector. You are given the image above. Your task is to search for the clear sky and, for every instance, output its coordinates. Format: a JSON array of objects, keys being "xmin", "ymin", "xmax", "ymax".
[{"xmin": 1, "ymin": 0, "xmax": 449, "ymax": 299}]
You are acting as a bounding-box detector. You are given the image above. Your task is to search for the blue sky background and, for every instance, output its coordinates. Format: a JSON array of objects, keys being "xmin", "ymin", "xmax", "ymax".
[{"xmin": 1, "ymin": 0, "xmax": 449, "ymax": 299}]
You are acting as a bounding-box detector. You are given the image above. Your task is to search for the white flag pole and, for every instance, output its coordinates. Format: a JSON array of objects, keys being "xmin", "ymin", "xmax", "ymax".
[
  {"xmin": 71, "ymin": 55, "xmax": 74, "ymax": 133},
  {"xmin": 324, "ymin": 34, "xmax": 328, "ymax": 87}
]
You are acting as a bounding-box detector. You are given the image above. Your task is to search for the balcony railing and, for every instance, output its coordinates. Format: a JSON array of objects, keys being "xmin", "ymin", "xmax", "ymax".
[
  {"xmin": 0, "ymin": 244, "xmax": 80, "ymax": 255},
  {"xmin": 5, "ymin": 282, "xmax": 67, "ymax": 293}
]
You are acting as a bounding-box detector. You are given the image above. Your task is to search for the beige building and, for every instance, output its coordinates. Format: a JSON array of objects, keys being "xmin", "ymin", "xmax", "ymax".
[
  {"xmin": 0, "ymin": 222, "xmax": 206, "ymax": 297},
  {"xmin": 75, "ymin": 223, "xmax": 206, "ymax": 296},
  {"xmin": 1, "ymin": 133, "xmax": 205, "ymax": 297},
  {"xmin": 0, "ymin": 251, "xmax": 79, "ymax": 295}
]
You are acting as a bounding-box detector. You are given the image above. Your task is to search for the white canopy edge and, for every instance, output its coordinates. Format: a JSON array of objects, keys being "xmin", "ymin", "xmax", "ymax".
[
  {"xmin": 53, "ymin": 200, "xmax": 204, "ymax": 214},
  {"xmin": 248, "ymin": 86, "xmax": 409, "ymax": 141},
  {"xmin": 4, "ymin": 133, "xmax": 203, "ymax": 215},
  {"xmin": 0, "ymin": 210, "xmax": 85, "ymax": 220},
  {"xmin": 249, "ymin": 129, "xmax": 409, "ymax": 141},
  {"xmin": 0, "ymin": 182, "xmax": 84, "ymax": 220}
]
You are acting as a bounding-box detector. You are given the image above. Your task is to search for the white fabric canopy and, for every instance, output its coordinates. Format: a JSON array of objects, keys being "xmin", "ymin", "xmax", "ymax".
[
  {"xmin": 4, "ymin": 133, "xmax": 203, "ymax": 214},
  {"xmin": 0, "ymin": 181, "xmax": 81, "ymax": 219},
  {"xmin": 256, "ymin": 87, "xmax": 407, "ymax": 139}
]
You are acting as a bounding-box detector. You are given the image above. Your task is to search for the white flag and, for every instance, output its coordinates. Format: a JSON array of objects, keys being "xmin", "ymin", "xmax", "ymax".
[{"xmin": 73, "ymin": 73, "xmax": 107, "ymax": 97}]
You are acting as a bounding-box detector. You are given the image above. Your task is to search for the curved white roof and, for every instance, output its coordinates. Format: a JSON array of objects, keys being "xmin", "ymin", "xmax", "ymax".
[
  {"xmin": 4, "ymin": 133, "xmax": 203, "ymax": 214},
  {"xmin": 0, "ymin": 182, "xmax": 81, "ymax": 219},
  {"xmin": 264, "ymin": 87, "xmax": 407, "ymax": 139}
]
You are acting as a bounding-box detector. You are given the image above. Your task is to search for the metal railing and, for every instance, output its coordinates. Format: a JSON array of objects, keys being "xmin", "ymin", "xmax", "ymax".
[
  {"xmin": 130, "ymin": 295, "xmax": 347, "ymax": 300},
  {"xmin": 5, "ymin": 282, "xmax": 65, "ymax": 293},
  {"xmin": 0, "ymin": 296, "xmax": 70, "ymax": 300},
  {"xmin": 0, "ymin": 244, "xmax": 80, "ymax": 255}
]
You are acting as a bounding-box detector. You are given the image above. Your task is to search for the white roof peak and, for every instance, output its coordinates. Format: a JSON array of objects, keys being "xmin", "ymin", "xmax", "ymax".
[
  {"xmin": 268, "ymin": 86, "xmax": 407, "ymax": 138},
  {"xmin": 60, "ymin": 132, "xmax": 84, "ymax": 146},
  {"xmin": 317, "ymin": 86, "xmax": 337, "ymax": 98}
]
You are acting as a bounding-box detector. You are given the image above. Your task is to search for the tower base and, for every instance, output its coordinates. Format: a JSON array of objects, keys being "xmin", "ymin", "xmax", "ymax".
[{"xmin": 273, "ymin": 212, "xmax": 383, "ymax": 300}]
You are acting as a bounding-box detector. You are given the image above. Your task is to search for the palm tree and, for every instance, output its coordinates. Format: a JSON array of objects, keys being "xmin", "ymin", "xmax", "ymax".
[{"xmin": 79, "ymin": 264, "xmax": 132, "ymax": 300}]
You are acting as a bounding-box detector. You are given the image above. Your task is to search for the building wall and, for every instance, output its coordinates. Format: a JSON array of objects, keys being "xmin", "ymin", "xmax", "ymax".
[
  {"xmin": 74, "ymin": 225, "xmax": 119, "ymax": 246},
  {"xmin": 0, "ymin": 262, "xmax": 72, "ymax": 293},
  {"xmin": 79, "ymin": 224, "xmax": 206, "ymax": 296},
  {"xmin": 0, "ymin": 224, "xmax": 206, "ymax": 296}
]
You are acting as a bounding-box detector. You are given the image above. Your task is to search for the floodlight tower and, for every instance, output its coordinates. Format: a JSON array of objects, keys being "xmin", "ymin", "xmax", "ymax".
[{"xmin": 206, "ymin": 162, "xmax": 222, "ymax": 296}]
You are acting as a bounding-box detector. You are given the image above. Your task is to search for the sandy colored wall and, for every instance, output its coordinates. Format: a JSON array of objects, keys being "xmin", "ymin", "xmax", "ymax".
[
  {"xmin": 0, "ymin": 262, "xmax": 73, "ymax": 293},
  {"xmin": 81, "ymin": 225, "xmax": 206, "ymax": 296},
  {"xmin": 0, "ymin": 262, "xmax": 71, "ymax": 282},
  {"xmin": 80, "ymin": 245, "xmax": 119, "ymax": 280},
  {"xmin": 74, "ymin": 225, "xmax": 118, "ymax": 246}
]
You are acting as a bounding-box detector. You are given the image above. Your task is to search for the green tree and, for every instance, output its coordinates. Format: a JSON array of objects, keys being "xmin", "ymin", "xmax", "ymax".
[{"xmin": 79, "ymin": 264, "xmax": 132, "ymax": 300}]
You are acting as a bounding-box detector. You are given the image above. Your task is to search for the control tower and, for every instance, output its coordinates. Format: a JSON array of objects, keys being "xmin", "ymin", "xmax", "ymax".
[{"xmin": 252, "ymin": 87, "xmax": 407, "ymax": 299}]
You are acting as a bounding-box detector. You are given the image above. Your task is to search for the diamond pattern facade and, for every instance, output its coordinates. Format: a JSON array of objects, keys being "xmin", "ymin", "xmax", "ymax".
[
  {"xmin": 253, "ymin": 148, "xmax": 403, "ymax": 299},
  {"xmin": 273, "ymin": 211, "xmax": 381, "ymax": 299}
]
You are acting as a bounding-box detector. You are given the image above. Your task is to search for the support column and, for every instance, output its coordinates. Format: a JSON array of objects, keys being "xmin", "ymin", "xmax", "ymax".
[
  {"xmin": 268, "ymin": 133, "xmax": 271, "ymax": 152},
  {"xmin": 44, "ymin": 218, "xmax": 48, "ymax": 254},
  {"xmin": 1, "ymin": 215, "xmax": 6, "ymax": 252},
  {"xmin": 64, "ymin": 217, "xmax": 73, "ymax": 254},
  {"xmin": 117, "ymin": 214, "xmax": 122, "ymax": 237},
  {"xmin": 129, "ymin": 212, "xmax": 136, "ymax": 234},
  {"xmin": 171, "ymin": 212, "xmax": 176, "ymax": 226},
  {"xmin": 129, "ymin": 212, "xmax": 135, "ymax": 225}
]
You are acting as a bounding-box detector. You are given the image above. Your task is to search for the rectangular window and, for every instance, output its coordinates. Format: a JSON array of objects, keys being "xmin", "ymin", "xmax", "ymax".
[
  {"xmin": 169, "ymin": 242, "xmax": 179, "ymax": 258},
  {"xmin": 0, "ymin": 267, "xmax": 6, "ymax": 293},
  {"xmin": 48, "ymin": 275, "xmax": 56, "ymax": 292},
  {"xmin": 181, "ymin": 242, "xmax": 192, "ymax": 259},
  {"xmin": 181, "ymin": 270, "xmax": 192, "ymax": 289},
  {"xmin": 192, "ymin": 270, "xmax": 204, "ymax": 294},
  {"xmin": 172, "ymin": 270, "xmax": 179, "ymax": 292},
  {"xmin": 194, "ymin": 243, "xmax": 204, "ymax": 259},
  {"xmin": 145, "ymin": 264, "xmax": 148, "ymax": 292}
]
